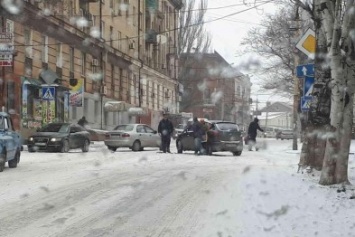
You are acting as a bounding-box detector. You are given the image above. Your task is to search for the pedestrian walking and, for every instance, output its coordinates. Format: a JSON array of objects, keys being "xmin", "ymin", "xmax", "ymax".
[
  {"xmin": 247, "ymin": 117, "xmax": 264, "ymax": 151},
  {"xmin": 78, "ymin": 116, "xmax": 88, "ymax": 127},
  {"xmin": 158, "ymin": 112, "xmax": 174, "ymax": 153},
  {"xmin": 191, "ymin": 117, "xmax": 205, "ymax": 155}
]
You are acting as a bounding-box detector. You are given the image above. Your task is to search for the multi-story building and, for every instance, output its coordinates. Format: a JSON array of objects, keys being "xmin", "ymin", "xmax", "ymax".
[
  {"xmin": 178, "ymin": 51, "xmax": 252, "ymax": 124},
  {"xmin": 0, "ymin": 0, "xmax": 182, "ymax": 139}
]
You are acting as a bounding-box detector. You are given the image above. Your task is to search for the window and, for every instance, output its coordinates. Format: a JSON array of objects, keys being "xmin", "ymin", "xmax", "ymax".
[
  {"xmin": 41, "ymin": 35, "xmax": 48, "ymax": 63},
  {"xmin": 94, "ymin": 100, "xmax": 99, "ymax": 122},
  {"xmin": 56, "ymin": 42, "xmax": 62, "ymax": 67},
  {"xmin": 124, "ymin": 0, "xmax": 129, "ymax": 18},
  {"xmin": 133, "ymin": 6, "xmax": 136, "ymax": 26},
  {"xmin": 24, "ymin": 27, "xmax": 32, "ymax": 58},
  {"xmin": 117, "ymin": 31, "xmax": 121, "ymax": 50},
  {"xmin": 110, "ymin": 26, "xmax": 113, "ymax": 47},
  {"xmin": 101, "ymin": 20, "xmax": 105, "ymax": 39},
  {"xmin": 69, "ymin": 47, "xmax": 74, "ymax": 72},
  {"xmin": 81, "ymin": 52, "xmax": 86, "ymax": 76}
]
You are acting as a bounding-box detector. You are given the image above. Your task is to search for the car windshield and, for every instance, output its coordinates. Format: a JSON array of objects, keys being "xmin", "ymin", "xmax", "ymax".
[
  {"xmin": 114, "ymin": 125, "xmax": 134, "ymax": 131},
  {"xmin": 216, "ymin": 123, "xmax": 239, "ymax": 131},
  {"xmin": 39, "ymin": 124, "xmax": 69, "ymax": 133}
]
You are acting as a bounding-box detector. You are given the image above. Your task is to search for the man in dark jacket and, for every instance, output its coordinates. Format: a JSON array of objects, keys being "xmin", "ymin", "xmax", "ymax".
[
  {"xmin": 78, "ymin": 116, "xmax": 88, "ymax": 127},
  {"xmin": 247, "ymin": 117, "xmax": 264, "ymax": 151},
  {"xmin": 158, "ymin": 113, "xmax": 174, "ymax": 153}
]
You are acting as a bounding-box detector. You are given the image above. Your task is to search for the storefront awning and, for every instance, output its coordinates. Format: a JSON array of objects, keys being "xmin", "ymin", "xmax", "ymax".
[
  {"xmin": 104, "ymin": 101, "xmax": 131, "ymax": 112},
  {"xmin": 21, "ymin": 76, "xmax": 42, "ymax": 87},
  {"xmin": 128, "ymin": 107, "xmax": 148, "ymax": 115}
]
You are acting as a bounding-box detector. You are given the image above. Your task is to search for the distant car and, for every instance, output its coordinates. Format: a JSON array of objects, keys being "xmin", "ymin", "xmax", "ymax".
[
  {"xmin": 0, "ymin": 112, "xmax": 21, "ymax": 172},
  {"xmin": 27, "ymin": 123, "xmax": 91, "ymax": 153},
  {"xmin": 176, "ymin": 121, "xmax": 243, "ymax": 156},
  {"xmin": 280, "ymin": 129, "xmax": 294, "ymax": 140},
  {"xmin": 104, "ymin": 124, "xmax": 161, "ymax": 152},
  {"xmin": 173, "ymin": 124, "xmax": 186, "ymax": 139}
]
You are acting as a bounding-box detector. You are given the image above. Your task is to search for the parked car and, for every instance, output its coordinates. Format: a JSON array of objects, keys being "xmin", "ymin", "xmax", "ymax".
[
  {"xmin": 280, "ymin": 129, "xmax": 294, "ymax": 140},
  {"xmin": 176, "ymin": 121, "xmax": 243, "ymax": 156},
  {"xmin": 0, "ymin": 112, "xmax": 21, "ymax": 172},
  {"xmin": 173, "ymin": 124, "xmax": 186, "ymax": 139},
  {"xmin": 27, "ymin": 123, "xmax": 91, "ymax": 153},
  {"xmin": 104, "ymin": 124, "xmax": 161, "ymax": 152}
]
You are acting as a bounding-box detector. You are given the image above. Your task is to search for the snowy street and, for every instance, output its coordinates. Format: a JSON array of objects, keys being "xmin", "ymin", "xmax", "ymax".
[{"xmin": 1, "ymin": 139, "xmax": 355, "ymax": 237}]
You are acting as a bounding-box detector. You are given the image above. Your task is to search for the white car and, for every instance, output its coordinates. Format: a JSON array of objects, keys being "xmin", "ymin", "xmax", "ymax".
[{"xmin": 104, "ymin": 124, "xmax": 161, "ymax": 152}]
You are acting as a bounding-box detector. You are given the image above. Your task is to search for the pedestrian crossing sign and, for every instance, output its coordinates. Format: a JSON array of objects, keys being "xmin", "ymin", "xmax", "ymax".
[
  {"xmin": 42, "ymin": 87, "xmax": 55, "ymax": 100},
  {"xmin": 301, "ymin": 96, "xmax": 312, "ymax": 112}
]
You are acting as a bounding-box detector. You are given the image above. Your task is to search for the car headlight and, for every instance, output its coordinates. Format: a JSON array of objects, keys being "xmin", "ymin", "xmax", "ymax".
[
  {"xmin": 50, "ymin": 138, "xmax": 60, "ymax": 142},
  {"xmin": 29, "ymin": 137, "xmax": 33, "ymax": 141}
]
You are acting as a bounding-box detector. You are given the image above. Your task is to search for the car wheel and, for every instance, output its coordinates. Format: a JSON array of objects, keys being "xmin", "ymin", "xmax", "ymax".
[
  {"xmin": 132, "ymin": 141, "xmax": 141, "ymax": 152},
  {"xmin": 61, "ymin": 140, "xmax": 69, "ymax": 153},
  {"xmin": 108, "ymin": 146, "xmax": 117, "ymax": 152},
  {"xmin": 28, "ymin": 146, "xmax": 36, "ymax": 153},
  {"xmin": 177, "ymin": 140, "xmax": 183, "ymax": 154},
  {"xmin": 233, "ymin": 151, "xmax": 242, "ymax": 156},
  {"xmin": 0, "ymin": 153, "xmax": 5, "ymax": 172},
  {"xmin": 8, "ymin": 151, "xmax": 20, "ymax": 168},
  {"xmin": 82, "ymin": 139, "xmax": 89, "ymax": 152}
]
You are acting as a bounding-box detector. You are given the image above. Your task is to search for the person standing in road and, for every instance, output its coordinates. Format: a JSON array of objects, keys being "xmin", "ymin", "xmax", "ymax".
[
  {"xmin": 191, "ymin": 117, "xmax": 205, "ymax": 155},
  {"xmin": 247, "ymin": 117, "xmax": 264, "ymax": 151},
  {"xmin": 158, "ymin": 112, "xmax": 174, "ymax": 153},
  {"xmin": 78, "ymin": 116, "xmax": 88, "ymax": 127}
]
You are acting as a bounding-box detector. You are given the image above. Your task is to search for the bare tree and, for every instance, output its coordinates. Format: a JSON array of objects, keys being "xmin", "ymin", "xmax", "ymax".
[
  {"xmin": 292, "ymin": 0, "xmax": 355, "ymax": 185},
  {"xmin": 178, "ymin": 0, "xmax": 212, "ymax": 111},
  {"xmin": 240, "ymin": 5, "xmax": 296, "ymax": 96}
]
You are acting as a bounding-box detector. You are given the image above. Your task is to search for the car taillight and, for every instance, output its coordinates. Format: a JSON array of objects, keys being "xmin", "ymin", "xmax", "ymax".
[
  {"xmin": 122, "ymin": 133, "xmax": 130, "ymax": 138},
  {"xmin": 105, "ymin": 133, "xmax": 110, "ymax": 139}
]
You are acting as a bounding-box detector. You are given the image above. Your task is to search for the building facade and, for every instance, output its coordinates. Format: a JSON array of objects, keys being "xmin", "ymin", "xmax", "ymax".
[
  {"xmin": 0, "ymin": 0, "xmax": 182, "ymax": 138},
  {"xmin": 178, "ymin": 51, "xmax": 252, "ymax": 124}
]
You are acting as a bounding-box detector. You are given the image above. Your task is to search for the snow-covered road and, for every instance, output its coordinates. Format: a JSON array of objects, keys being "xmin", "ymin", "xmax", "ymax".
[{"xmin": 1, "ymin": 139, "xmax": 355, "ymax": 237}]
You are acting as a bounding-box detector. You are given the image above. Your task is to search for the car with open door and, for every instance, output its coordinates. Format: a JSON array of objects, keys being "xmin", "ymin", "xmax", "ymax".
[
  {"xmin": 27, "ymin": 123, "xmax": 90, "ymax": 153},
  {"xmin": 104, "ymin": 124, "xmax": 161, "ymax": 152},
  {"xmin": 176, "ymin": 120, "xmax": 243, "ymax": 156},
  {"xmin": 0, "ymin": 112, "xmax": 21, "ymax": 172}
]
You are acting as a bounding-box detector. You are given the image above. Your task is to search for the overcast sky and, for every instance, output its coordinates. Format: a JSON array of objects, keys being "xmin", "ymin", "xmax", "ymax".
[{"xmin": 204, "ymin": 0, "xmax": 288, "ymax": 108}]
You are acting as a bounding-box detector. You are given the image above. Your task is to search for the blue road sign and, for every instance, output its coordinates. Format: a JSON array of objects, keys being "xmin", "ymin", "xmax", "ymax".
[
  {"xmin": 42, "ymin": 87, "xmax": 55, "ymax": 100},
  {"xmin": 296, "ymin": 64, "xmax": 314, "ymax": 77},
  {"xmin": 303, "ymin": 76, "xmax": 314, "ymax": 97},
  {"xmin": 301, "ymin": 96, "xmax": 312, "ymax": 112}
]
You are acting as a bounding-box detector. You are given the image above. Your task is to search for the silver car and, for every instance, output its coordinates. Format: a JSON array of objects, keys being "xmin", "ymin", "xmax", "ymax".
[{"xmin": 104, "ymin": 124, "xmax": 161, "ymax": 152}]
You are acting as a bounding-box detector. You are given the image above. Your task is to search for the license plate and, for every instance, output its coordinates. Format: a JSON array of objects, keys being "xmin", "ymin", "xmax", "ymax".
[
  {"xmin": 226, "ymin": 143, "xmax": 235, "ymax": 148},
  {"xmin": 35, "ymin": 143, "xmax": 46, "ymax": 146}
]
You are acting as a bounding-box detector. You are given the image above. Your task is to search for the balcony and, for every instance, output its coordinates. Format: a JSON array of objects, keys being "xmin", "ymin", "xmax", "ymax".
[{"xmin": 145, "ymin": 29, "xmax": 158, "ymax": 44}]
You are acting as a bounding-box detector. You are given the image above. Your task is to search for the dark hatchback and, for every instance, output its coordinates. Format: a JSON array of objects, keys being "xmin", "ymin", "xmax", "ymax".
[
  {"xmin": 176, "ymin": 121, "xmax": 243, "ymax": 156},
  {"xmin": 27, "ymin": 123, "xmax": 90, "ymax": 153}
]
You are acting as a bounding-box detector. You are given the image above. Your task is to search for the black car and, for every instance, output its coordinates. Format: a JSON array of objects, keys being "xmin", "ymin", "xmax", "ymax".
[
  {"xmin": 27, "ymin": 123, "xmax": 90, "ymax": 153},
  {"xmin": 176, "ymin": 121, "xmax": 244, "ymax": 156}
]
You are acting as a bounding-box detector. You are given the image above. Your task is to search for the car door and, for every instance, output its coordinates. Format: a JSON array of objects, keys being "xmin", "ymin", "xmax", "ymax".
[
  {"xmin": 144, "ymin": 125, "xmax": 160, "ymax": 147},
  {"xmin": 3, "ymin": 116, "xmax": 17, "ymax": 159},
  {"xmin": 181, "ymin": 126, "xmax": 195, "ymax": 150},
  {"xmin": 69, "ymin": 126, "xmax": 81, "ymax": 149},
  {"xmin": 136, "ymin": 125, "xmax": 148, "ymax": 147}
]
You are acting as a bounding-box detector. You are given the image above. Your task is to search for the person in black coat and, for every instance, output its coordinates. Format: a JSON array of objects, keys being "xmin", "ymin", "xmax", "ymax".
[
  {"xmin": 247, "ymin": 117, "xmax": 264, "ymax": 151},
  {"xmin": 158, "ymin": 113, "xmax": 174, "ymax": 153},
  {"xmin": 77, "ymin": 116, "xmax": 88, "ymax": 127}
]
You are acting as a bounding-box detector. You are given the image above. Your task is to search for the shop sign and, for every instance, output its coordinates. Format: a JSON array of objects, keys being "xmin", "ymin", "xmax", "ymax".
[
  {"xmin": 0, "ymin": 21, "xmax": 14, "ymax": 67},
  {"xmin": 69, "ymin": 79, "xmax": 84, "ymax": 107}
]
